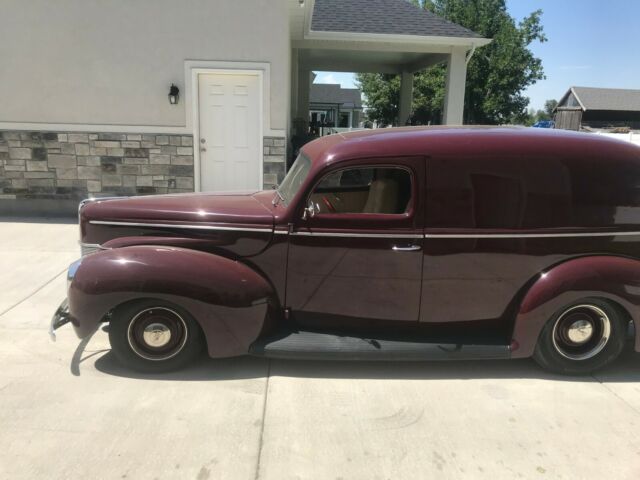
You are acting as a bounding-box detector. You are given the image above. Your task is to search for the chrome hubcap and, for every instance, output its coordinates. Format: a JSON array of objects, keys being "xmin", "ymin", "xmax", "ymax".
[
  {"xmin": 127, "ymin": 307, "xmax": 188, "ymax": 361},
  {"xmin": 552, "ymin": 304, "xmax": 611, "ymax": 361},
  {"xmin": 566, "ymin": 319, "xmax": 594, "ymax": 344},
  {"xmin": 143, "ymin": 323, "xmax": 172, "ymax": 348}
]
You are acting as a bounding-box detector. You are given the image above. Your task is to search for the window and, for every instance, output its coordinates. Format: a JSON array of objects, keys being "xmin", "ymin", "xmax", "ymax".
[
  {"xmin": 339, "ymin": 112, "xmax": 351, "ymax": 128},
  {"xmin": 311, "ymin": 167, "xmax": 411, "ymax": 215},
  {"xmin": 426, "ymin": 156, "xmax": 574, "ymax": 229},
  {"xmin": 278, "ymin": 153, "xmax": 311, "ymax": 205}
]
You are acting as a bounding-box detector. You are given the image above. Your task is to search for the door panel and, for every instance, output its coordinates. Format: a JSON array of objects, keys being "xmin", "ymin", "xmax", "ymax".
[
  {"xmin": 198, "ymin": 73, "xmax": 260, "ymax": 192},
  {"xmin": 286, "ymin": 158, "xmax": 426, "ymax": 329},
  {"xmin": 287, "ymin": 235, "xmax": 423, "ymax": 324}
]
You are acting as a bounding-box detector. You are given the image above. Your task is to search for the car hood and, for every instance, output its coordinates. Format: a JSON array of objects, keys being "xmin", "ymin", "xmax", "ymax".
[
  {"xmin": 80, "ymin": 191, "xmax": 276, "ymax": 256},
  {"xmin": 81, "ymin": 191, "xmax": 274, "ymax": 226}
]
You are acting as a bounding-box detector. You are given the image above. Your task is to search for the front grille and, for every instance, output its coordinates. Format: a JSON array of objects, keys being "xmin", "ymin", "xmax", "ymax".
[{"xmin": 80, "ymin": 243, "xmax": 101, "ymax": 257}]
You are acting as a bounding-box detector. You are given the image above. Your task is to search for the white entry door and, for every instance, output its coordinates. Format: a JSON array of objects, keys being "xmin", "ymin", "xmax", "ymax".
[{"xmin": 198, "ymin": 72, "xmax": 261, "ymax": 191}]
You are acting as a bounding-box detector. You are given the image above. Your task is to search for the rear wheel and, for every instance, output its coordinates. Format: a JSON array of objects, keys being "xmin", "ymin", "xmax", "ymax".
[
  {"xmin": 108, "ymin": 300, "xmax": 204, "ymax": 372},
  {"xmin": 533, "ymin": 298, "xmax": 626, "ymax": 375}
]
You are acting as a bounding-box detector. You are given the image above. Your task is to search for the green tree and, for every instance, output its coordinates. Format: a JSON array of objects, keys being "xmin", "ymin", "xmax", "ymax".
[
  {"xmin": 544, "ymin": 98, "xmax": 558, "ymax": 116},
  {"xmin": 522, "ymin": 108, "xmax": 546, "ymax": 126},
  {"xmin": 522, "ymin": 98, "xmax": 558, "ymax": 125},
  {"xmin": 357, "ymin": 0, "xmax": 547, "ymax": 125}
]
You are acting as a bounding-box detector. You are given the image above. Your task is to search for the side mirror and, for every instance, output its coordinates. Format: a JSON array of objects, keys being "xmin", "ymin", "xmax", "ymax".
[{"xmin": 302, "ymin": 198, "xmax": 319, "ymax": 220}]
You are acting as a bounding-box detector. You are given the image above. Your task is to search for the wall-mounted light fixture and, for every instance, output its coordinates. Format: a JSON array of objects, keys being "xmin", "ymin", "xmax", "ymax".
[{"xmin": 168, "ymin": 84, "xmax": 180, "ymax": 105}]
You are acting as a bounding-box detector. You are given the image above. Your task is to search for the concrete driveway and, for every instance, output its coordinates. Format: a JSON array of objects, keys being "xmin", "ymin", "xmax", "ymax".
[{"xmin": 1, "ymin": 218, "xmax": 640, "ymax": 479}]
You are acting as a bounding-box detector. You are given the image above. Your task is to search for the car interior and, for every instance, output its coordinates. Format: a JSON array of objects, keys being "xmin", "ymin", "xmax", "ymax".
[{"xmin": 310, "ymin": 167, "xmax": 412, "ymax": 215}]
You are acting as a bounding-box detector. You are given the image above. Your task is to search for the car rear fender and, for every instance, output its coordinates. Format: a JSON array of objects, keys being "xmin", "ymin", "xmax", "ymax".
[
  {"xmin": 511, "ymin": 255, "xmax": 640, "ymax": 358},
  {"xmin": 68, "ymin": 245, "xmax": 278, "ymax": 357}
]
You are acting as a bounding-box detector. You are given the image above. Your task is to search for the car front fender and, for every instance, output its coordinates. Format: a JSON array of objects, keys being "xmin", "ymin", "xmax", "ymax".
[
  {"xmin": 68, "ymin": 245, "xmax": 277, "ymax": 357},
  {"xmin": 511, "ymin": 255, "xmax": 640, "ymax": 358}
]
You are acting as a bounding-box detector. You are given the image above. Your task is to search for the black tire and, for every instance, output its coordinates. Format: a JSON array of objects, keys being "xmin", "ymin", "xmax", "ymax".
[
  {"xmin": 108, "ymin": 299, "xmax": 204, "ymax": 373},
  {"xmin": 533, "ymin": 298, "xmax": 626, "ymax": 375}
]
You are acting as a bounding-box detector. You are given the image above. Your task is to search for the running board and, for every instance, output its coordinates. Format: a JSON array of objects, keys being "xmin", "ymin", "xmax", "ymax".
[{"xmin": 249, "ymin": 330, "xmax": 511, "ymax": 361}]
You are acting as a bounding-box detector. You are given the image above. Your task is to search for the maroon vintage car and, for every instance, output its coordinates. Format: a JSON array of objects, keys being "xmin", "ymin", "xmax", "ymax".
[{"xmin": 51, "ymin": 127, "xmax": 640, "ymax": 375}]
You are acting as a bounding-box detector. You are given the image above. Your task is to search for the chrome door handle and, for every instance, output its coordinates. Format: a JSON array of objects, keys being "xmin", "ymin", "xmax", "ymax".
[{"xmin": 392, "ymin": 244, "xmax": 421, "ymax": 252}]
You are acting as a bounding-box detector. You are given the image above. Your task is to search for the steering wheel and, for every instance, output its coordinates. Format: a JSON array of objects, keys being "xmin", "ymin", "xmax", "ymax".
[{"xmin": 321, "ymin": 195, "xmax": 336, "ymax": 213}]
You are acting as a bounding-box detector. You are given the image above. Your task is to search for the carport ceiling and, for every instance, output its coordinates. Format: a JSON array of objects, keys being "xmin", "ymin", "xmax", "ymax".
[{"xmin": 299, "ymin": 48, "xmax": 448, "ymax": 74}]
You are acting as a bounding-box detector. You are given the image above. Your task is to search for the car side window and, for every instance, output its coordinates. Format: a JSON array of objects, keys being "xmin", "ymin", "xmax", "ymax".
[{"xmin": 311, "ymin": 167, "xmax": 411, "ymax": 215}]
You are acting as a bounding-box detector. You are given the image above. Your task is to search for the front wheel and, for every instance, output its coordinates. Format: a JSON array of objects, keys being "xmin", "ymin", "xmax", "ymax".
[
  {"xmin": 533, "ymin": 298, "xmax": 626, "ymax": 375},
  {"xmin": 108, "ymin": 300, "xmax": 204, "ymax": 372}
]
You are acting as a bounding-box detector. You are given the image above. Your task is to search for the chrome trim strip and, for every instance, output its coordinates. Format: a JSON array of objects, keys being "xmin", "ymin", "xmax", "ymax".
[
  {"xmin": 290, "ymin": 231, "xmax": 640, "ymax": 239},
  {"xmin": 89, "ymin": 220, "xmax": 273, "ymax": 233},
  {"xmin": 425, "ymin": 231, "xmax": 640, "ymax": 239},
  {"xmin": 88, "ymin": 220, "xmax": 640, "ymax": 239},
  {"xmin": 78, "ymin": 196, "xmax": 128, "ymax": 216},
  {"xmin": 291, "ymin": 231, "xmax": 423, "ymax": 238},
  {"xmin": 79, "ymin": 242, "xmax": 103, "ymax": 249}
]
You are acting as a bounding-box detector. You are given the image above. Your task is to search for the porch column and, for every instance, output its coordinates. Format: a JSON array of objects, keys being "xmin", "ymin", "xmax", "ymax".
[
  {"xmin": 398, "ymin": 71, "xmax": 413, "ymax": 126},
  {"xmin": 295, "ymin": 67, "xmax": 311, "ymax": 136},
  {"xmin": 290, "ymin": 48, "xmax": 299, "ymax": 127},
  {"xmin": 443, "ymin": 47, "xmax": 467, "ymax": 125}
]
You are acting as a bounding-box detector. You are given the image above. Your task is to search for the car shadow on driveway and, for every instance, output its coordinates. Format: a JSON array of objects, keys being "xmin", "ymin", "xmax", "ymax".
[
  {"xmin": 90, "ymin": 343, "xmax": 640, "ymax": 383},
  {"xmin": 0, "ymin": 216, "xmax": 77, "ymax": 224}
]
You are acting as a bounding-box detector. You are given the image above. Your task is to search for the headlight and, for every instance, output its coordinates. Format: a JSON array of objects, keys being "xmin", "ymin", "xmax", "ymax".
[{"xmin": 67, "ymin": 258, "xmax": 82, "ymax": 290}]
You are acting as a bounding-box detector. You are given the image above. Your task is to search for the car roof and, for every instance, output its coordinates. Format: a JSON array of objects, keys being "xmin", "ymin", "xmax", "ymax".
[{"xmin": 300, "ymin": 126, "xmax": 640, "ymax": 169}]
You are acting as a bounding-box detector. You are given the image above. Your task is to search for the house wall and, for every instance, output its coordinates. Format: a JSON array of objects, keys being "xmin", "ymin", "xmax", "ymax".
[
  {"xmin": 0, "ymin": 0, "xmax": 289, "ymax": 131},
  {"xmin": 309, "ymin": 105, "xmax": 362, "ymax": 130},
  {"xmin": 0, "ymin": 0, "xmax": 289, "ymax": 213},
  {"xmin": 582, "ymin": 110, "xmax": 640, "ymax": 129},
  {"xmin": 554, "ymin": 109, "xmax": 582, "ymax": 131}
]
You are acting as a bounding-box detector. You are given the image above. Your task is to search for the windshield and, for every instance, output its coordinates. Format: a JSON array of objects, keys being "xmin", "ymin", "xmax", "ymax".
[{"xmin": 276, "ymin": 152, "xmax": 311, "ymax": 205}]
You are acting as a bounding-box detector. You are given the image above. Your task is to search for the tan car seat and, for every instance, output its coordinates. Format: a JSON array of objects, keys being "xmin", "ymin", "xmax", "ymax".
[{"xmin": 362, "ymin": 177, "xmax": 399, "ymax": 214}]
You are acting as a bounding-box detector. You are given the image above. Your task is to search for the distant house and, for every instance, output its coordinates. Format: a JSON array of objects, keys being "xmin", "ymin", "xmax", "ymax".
[
  {"xmin": 309, "ymin": 82, "xmax": 363, "ymax": 132},
  {"xmin": 555, "ymin": 86, "xmax": 640, "ymax": 130}
]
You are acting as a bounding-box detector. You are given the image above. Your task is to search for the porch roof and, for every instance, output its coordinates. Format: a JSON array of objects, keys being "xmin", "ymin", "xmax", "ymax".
[
  {"xmin": 290, "ymin": 0, "xmax": 492, "ymax": 128},
  {"xmin": 290, "ymin": 0, "xmax": 490, "ymax": 75},
  {"xmin": 311, "ymin": 0, "xmax": 482, "ymax": 39}
]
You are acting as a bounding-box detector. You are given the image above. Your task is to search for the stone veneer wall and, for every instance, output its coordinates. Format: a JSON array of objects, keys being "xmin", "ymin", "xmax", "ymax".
[
  {"xmin": 262, "ymin": 136, "xmax": 287, "ymax": 189},
  {"xmin": 0, "ymin": 131, "xmax": 287, "ymax": 215},
  {"xmin": 0, "ymin": 131, "xmax": 195, "ymax": 203}
]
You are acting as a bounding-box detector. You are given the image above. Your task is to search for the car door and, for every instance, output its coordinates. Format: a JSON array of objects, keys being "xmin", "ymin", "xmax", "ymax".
[{"xmin": 286, "ymin": 157, "xmax": 425, "ymax": 330}]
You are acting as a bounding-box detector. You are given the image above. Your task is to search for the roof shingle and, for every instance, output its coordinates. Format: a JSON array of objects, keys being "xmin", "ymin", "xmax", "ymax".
[
  {"xmin": 568, "ymin": 86, "xmax": 640, "ymax": 112},
  {"xmin": 311, "ymin": 0, "xmax": 482, "ymax": 38},
  {"xmin": 310, "ymin": 84, "xmax": 363, "ymax": 108}
]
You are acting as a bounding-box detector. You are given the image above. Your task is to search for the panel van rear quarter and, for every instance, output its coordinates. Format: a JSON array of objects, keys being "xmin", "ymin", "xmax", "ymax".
[{"xmin": 420, "ymin": 128, "xmax": 640, "ymax": 356}]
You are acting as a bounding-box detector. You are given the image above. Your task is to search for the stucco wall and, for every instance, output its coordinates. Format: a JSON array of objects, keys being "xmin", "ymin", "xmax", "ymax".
[{"xmin": 0, "ymin": 0, "xmax": 289, "ymax": 132}]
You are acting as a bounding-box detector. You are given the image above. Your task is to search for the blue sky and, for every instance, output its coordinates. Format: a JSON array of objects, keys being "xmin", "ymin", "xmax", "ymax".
[{"xmin": 314, "ymin": 0, "xmax": 640, "ymax": 111}]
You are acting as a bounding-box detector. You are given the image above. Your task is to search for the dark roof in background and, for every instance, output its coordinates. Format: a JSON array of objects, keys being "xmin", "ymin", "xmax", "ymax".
[
  {"xmin": 310, "ymin": 84, "xmax": 363, "ymax": 108},
  {"xmin": 311, "ymin": 0, "xmax": 482, "ymax": 38},
  {"xmin": 564, "ymin": 86, "xmax": 640, "ymax": 112}
]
